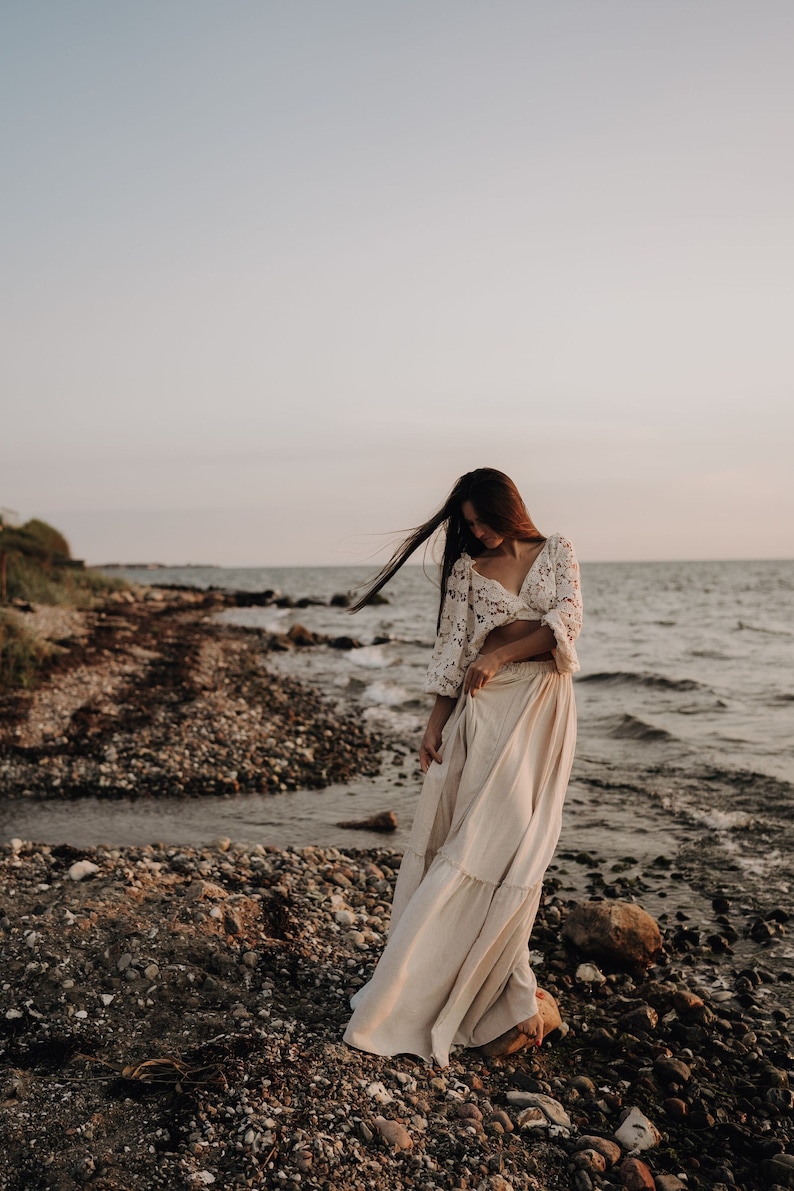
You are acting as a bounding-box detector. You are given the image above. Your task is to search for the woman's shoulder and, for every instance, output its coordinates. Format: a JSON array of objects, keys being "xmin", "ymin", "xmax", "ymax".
[
  {"xmin": 544, "ymin": 532, "xmax": 576, "ymax": 552},
  {"xmin": 443, "ymin": 553, "xmax": 473, "ymax": 593}
]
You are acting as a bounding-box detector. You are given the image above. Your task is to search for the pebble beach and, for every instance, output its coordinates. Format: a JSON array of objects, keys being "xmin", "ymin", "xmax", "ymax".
[{"xmin": 1, "ymin": 591, "xmax": 793, "ymax": 1191}]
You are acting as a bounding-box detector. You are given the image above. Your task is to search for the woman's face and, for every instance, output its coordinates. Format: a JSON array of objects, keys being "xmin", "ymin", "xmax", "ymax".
[{"xmin": 461, "ymin": 500, "xmax": 503, "ymax": 550}]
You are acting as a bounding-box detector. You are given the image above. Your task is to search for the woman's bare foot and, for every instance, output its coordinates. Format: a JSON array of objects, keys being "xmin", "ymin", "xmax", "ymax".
[
  {"xmin": 516, "ymin": 1012, "xmax": 544, "ymax": 1047},
  {"xmin": 516, "ymin": 991, "xmax": 546, "ymax": 1048}
]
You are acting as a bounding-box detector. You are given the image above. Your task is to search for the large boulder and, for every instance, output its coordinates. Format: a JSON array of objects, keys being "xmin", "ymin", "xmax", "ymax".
[{"xmin": 562, "ymin": 900, "xmax": 663, "ymax": 968}]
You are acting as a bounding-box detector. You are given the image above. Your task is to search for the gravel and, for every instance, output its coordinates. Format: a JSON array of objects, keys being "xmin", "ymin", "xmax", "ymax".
[{"xmin": 1, "ymin": 840, "xmax": 792, "ymax": 1191}]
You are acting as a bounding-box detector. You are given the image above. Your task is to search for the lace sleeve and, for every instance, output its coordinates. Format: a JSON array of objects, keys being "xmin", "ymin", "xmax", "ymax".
[
  {"xmin": 540, "ymin": 535, "xmax": 583, "ymax": 674},
  {"xmin": 423, "ymin": 557, "xmax": 472, "ymax": 697}
]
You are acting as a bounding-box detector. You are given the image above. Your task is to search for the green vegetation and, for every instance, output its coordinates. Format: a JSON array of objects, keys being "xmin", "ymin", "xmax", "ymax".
[
  {"xmin": 0, "ymin": 515, "xmax": 127, "ymax": 689},
  {"xmin": 0, "ymin": 517, "xmax": 122, "ymax": 607},
  {"xmin": 0, "ymin": 608, "xmax": 56, "ymax": 689}
]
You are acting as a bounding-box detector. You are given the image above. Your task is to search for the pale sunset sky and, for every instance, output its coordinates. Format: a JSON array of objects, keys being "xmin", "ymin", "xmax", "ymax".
[{"xmin": 2, "ymin": 1, "xmax": 792, "ymax": 566}]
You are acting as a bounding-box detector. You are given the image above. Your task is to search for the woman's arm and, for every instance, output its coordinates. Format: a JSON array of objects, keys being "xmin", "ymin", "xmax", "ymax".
[
  {"xmin": 419, "ymin": 695, "xmax": 458, "ymax": 772},
  {"xmin": 463, "ymin": 625, "xmax": 557, "ymax": 695}
]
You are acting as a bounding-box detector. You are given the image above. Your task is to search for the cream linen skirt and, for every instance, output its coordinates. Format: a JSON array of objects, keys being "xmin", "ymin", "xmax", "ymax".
[{"xmin": 343, "ymin": 659, "xmax": 576, "ymax": 1067}]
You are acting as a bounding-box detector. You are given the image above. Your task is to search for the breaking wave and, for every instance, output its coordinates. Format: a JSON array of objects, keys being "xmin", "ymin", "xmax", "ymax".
[
  {"xmin": 604, "ymin": 714, "xmax": 674, "ymax": 742},
  {"xmin": 578, "ymin": 670, "xmax": 705, "ymax": 693}
]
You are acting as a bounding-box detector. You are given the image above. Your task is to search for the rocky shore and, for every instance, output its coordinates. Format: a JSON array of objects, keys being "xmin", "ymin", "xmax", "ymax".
[
  {"xmin": 0, "ymin": 590, "xmax": 382, "ymax": 800},
  {"xmin": 1, "ymin": 839, "xmax": 792, "ymax": 1191},
  {"xmin": 1, "ymin": 591, "xmax": 792, "ymax": 1189}
]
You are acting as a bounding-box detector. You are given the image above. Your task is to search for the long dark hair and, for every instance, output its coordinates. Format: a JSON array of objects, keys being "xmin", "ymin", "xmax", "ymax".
[{"xmin": 349, "ymin": 468, "xmax": 545, "ymax": 629}]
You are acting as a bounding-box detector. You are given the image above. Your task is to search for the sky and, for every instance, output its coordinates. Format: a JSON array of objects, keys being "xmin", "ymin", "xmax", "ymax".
[{"xmin": 2, "ymin": 1, "xmax": 793, "ymax": 566}]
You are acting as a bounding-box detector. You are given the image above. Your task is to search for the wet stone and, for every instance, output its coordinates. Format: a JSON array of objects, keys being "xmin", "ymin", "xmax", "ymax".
[
  {"xmin": 575, "ymin": 1135, "xmax": 621, "ymax": 1166},
  {"xmin": 619, "ymin": 1004, "xmax": 658, "ymax": 1034},
  {"xmin": 618, "ymin": 1157, "xmax": 655, "ymax": 1190},
  {"xmin": 654, "ymin": 1055, "xmax": 692, "ymax": 1085},
  {"xmin": 663, "ymin": 1097, "xmax": 689, "ymax": 1121},
  {"xmin": 572, "ymin": 1148, "xmax": 607, "ymax": 1175}
]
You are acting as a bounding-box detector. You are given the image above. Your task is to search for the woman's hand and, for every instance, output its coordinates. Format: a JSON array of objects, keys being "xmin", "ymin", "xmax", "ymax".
[
  {"xmin": 419, "ymin": 695, "xmax": 457, "ymax": 773},
  {"xmin": 463, "ymin": 652, "xmax": 503, "ymax": 696},
  {"xmin": 419, "ymin": 726, "xmax": 443, "ymax": 774}
]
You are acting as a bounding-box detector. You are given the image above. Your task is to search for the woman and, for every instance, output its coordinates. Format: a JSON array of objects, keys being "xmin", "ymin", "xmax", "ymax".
[{"xmin": 343, "ymin": 468, "xmax": 582, "ymax": 1067}]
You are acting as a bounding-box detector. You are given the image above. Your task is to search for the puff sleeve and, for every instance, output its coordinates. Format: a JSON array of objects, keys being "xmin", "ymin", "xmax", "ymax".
[
  {"xmin": 540, "ymin": 534, "xmax": 583, "ymax": 674},
  {"xmin": 423, "ymin": 557, "xmax": 473, "ymax": 696}
]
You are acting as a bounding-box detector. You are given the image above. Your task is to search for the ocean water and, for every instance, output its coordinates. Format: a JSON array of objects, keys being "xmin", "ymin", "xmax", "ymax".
[{"xmin": 4, "ymin": 559, "xmax": 793, "ymax": 943}]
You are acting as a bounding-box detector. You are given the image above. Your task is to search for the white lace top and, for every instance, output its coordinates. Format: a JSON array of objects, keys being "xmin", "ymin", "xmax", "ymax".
[{"xmin": 424, "ymin": 533, "xmax": 583, "ymax": 696}]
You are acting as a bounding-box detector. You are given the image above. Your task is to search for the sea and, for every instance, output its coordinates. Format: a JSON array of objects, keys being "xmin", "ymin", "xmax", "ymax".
[{"xmin": 4, "ymin": 558, "xmax": 794, "ymax": 980}]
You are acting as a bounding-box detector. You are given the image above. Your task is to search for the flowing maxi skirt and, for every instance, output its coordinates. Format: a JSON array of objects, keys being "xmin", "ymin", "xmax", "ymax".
[{"xmin": 343, "ymin": 659, "xmax": 577, "ymax": 1067}]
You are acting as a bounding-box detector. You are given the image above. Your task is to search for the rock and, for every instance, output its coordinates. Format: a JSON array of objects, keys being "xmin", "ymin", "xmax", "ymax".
[
  {"xmin": 572, "ymin": 1148, "xmax": 607, "ymax": 1175},
  {"xmin": 619, "ymin": 1004, "xmax": 658, "ymax": 1034},
  {"xmin": 671, "ymin": 989, "xmax": 704, "ymax": 1014},
  {"xmin": 328, "ymin": 636, "xmax": 361, "ymax": 650},
  {"xmin": 366, "ymin": 1081, "xmax": 393, "ymax": 1104},
  {"xmin": 287, "ymin": 623, "xmax": 317, "ymax": 646},
  {"xmin": 662, "ymin": 1097, "xmax": 688, "ymax": 1121},
  {"xmin": 336, "ymin": 810, "xmax": 398, "ymax": 833},
  {"xmin": 614, "ymin": 1107, "xmax": 661, "ymax": 1152},
  {"xmin": 506, "ymin": 1092, "xmax": 572, "ymax": 1130},
  {"xmin": 487, "ymin": 1109, "xmax": 513, "ymax": 1132},
  {"xmin": 330, "ymin": 593, "xmax": 351, "ymax": 607},
  {"xmin": 374, "ymin": 1116, "xmax": 413, "ymax": 1151},
  {"xmin": 575, "ymin": 1136, "xmax": 621, "ymax": 1166},
  {"xmin": 480, "ymin": 1177, "xmax": 512, "ymax": 1191},
  {"xmin": 477, "ymin": 989, "xmax": 562, "ymax": 1056},
  {"xmin": 576, "ymin": 962, "xmax": 607, "ymax": 984},
  {"xmin": 223, "ymin": 910, "xmax": 243, "ymax": 935},
  {"xmin": 764, "ymin": 1153, "xmax": 794, "ymax": 1186},
  {"xmin": 186, "ymin": 880, "xmax": 227, "ymax": 903},
  {"xmin": 516, "ymin": 1107, "xmax": 547, "ymax": 1130},
  {"xmin": 68, "ymin": 860, "xmax": 99, "ymax": 881},
  {"xmin": 654, "ymin": 1176, "xmax": 687, "ymax": 1191},
  {"xmin": 767, "ymin": 1087, "xmax": 794, "ymax": 1112},
  {"xmin": 654, "ymin": 1056, "xmax": 691, "ymax": 1086},
  {"xmin": 563, "ymin": 900, "xmax": 663, "ymax": 968},
  {"xmin": 617, "ymin": 1156, "xmax": 655, "ymax": 1189},
  {"xmin": 537, "ymin": 988, "xmax": 563, "ymax": 1034}
]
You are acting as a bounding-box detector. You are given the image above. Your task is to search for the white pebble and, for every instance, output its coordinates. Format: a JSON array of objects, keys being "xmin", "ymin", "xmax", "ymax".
[
  {"xmin": 366, "ymin": 1080, "xmax": 393, "ymax": 1104},
  {"xmin": 614, "ymin": 1106, "xmax": 662, "ymax": 1152},
  {"xmin": 576, "ymin": 962, "xmax": 607, "ymax": 985},
  {"xmin": 68, "ymin": 860, "xmax": 99, "ymax": 881}
]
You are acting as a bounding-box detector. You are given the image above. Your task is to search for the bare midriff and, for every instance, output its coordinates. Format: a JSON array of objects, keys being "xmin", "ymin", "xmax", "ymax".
[{"xmin": 480, "ymin": 619, "xmax": 555, "ymax": 662}]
